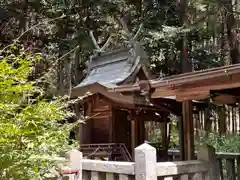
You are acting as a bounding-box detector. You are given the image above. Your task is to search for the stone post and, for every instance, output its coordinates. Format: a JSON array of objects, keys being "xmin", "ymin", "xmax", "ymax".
[
  {"xmin": 65, "ymin": 149, "xmax": 82, "ymax": 180},
  {"xmin": 197, "ymin": 144, "xmax": 219, "ymax": 180},
  {"xmin": 134, "ymin": 143, "xmax": 157, "ymax": 180}
]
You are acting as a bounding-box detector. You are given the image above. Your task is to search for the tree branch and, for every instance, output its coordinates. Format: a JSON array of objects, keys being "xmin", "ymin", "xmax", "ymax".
[
  {"xmin": 100, "ymin": 35, "xmax": 112, "ymax": 51},
  {"xmin": 116, "ymin": 16, "xmax": 132, "ymax": 38},
  {"xmin": 0, "ymin": 14, "xmax": 67, "ymax": 54},
  {"xmin": 89, "ymin": 31, "xmax": 100, "ymax": 50},
  {"xmin": 133, "ymin": 23, "xmax": 143, "ymax": 40}
]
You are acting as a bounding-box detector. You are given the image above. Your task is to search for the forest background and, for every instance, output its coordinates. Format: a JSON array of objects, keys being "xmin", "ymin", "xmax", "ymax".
[{"xmin": 1, "ymin": 0, "xmax": 240, "ymax": 178}]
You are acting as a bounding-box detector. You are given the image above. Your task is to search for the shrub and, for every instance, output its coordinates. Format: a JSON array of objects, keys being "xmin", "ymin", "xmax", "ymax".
[
  {"xmin": 0, "ymin": 51, "xmax": 77, "ymax": 180},
  {"xmin": 197, "ymin": 131, "xmax": 240, "ymax": 153}
]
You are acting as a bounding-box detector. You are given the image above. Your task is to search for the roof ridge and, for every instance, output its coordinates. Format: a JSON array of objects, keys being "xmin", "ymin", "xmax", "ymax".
[
  {"xmin": 89, "ymin": 51, "xmax": 130, "ymax": 70},
  {"xmin": 91, "ymin": 58, "xmax": 128, "ymax": 69},
  {"xmin": 91, "ymin": 47, "xmax": 131, "ymax": 60}
]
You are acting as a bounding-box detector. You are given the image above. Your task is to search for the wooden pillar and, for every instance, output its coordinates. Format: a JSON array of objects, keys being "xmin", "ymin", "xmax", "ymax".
[
  {"xmin": 109, "ymin": 106, "xmax": 113, "ymax": 143},
  {"xmin": 218, "ymin": 105, "xmax": 226, "ymax": 135},
  {"xmin": 131, "ymin": 119, "xmax": 136, "ymax": 159},
  {"xmin": 160, "ymin": 118, "xmax": 168, "ymax": 152},
  {"xmin": 195, "ymin": 112, "xmax": 200, "ymax": 141},
  {"xmin": 182, "ymin": 100, "xmax": 195, "ymax": 160},
  {"xmin": 139, "ymin": 119, "xmax": 145, "ymax": 144},
  {"xmin": 111, "ymin": 107, "xmax": 116, "ymax": 142},
  {"xmin": 204, "ymin": 103, "xmax": 210, "ymax": 134},
  {"xmin": 135, "ymin": 116, "xmax": 140, "ymax": 146},
  {"xmin": 74, "ymin": 103, "xmax": 81, "ymax": 142}
]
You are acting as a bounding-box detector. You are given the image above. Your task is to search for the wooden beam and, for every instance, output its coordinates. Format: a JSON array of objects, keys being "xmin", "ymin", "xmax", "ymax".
[
  {"xmin": 176, "ymin": 91, "xmax": 210, "ymax": 101},
  {"xmin": 152, "ymin": 65, "xmax": 240, "ymax": 88},
  {"xmin": 152, "ymin": 75, "xmax": 240, "ymax": 100},
  {"xmin": 212, "ymin": 94, "xmax": 238, "ymax": 104}
]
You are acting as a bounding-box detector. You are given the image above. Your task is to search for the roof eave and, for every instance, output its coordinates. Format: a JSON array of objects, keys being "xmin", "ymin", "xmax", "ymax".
[{"xmin": 108, "ymin": 64, "xmax": 240, "ymax": 93}]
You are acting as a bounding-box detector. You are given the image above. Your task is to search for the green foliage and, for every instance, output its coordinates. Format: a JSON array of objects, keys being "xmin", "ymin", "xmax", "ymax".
[
  {"xmin": 0, "ymin": 51, "xmax": 77, "ymax": 180},
  {"xmin": 169, "ymin": 120, "xmax": 179, "ymax": 149},
  {"xmin": 149, "ymin": 128, "xmax": 161, "ymax": 144},
  {"xmin": 147, "ymin": 119, "xmax": 179, "ymax": 149},
  {"xmin": 197, "ymin": 132, "xmax": 240, "ymax": 153}
]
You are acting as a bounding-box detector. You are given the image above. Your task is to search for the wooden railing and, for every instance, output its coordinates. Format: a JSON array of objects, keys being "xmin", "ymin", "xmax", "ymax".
[
  {"xmin": 58, "ymin": 143, "xmax": 218, "ymax": 180},
  {"xmin": 79, "ymin": 143, "xmax": 132, "ymax": 161}
]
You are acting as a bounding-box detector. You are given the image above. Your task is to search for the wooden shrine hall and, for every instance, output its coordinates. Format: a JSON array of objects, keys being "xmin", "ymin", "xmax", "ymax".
[
  {"xmin": 71, "ymin": 41, "xmax": 204, "ymax": 161},
  {"xmin": 109, "ymin": 63, "xmax": 240, "ymax": 161}
]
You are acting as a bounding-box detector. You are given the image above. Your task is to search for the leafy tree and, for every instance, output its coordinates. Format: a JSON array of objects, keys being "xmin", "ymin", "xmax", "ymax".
[{"xmin": 0, "ymin": 49, "xmax": 77, "ymax": 180}]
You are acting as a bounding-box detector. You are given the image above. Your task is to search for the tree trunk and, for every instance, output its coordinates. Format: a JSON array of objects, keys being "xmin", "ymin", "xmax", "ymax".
[
  {"xmin": 220, "ymin": 11, "xmax": 227, "ymax": 65},
  {"xmin": 222, "ymin": 0, "xmax": 240, "ymax": 64},
  {"xmin": 179, "ymin": 0, "xmax": 191, "ymax": 73},
  {"xmin": 74, "ymin": 46, "xmax": 82, "ymax": 86},
  {"xmin": 56, "ymin": 21, "xmax": 68, "ymax": 95}
]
